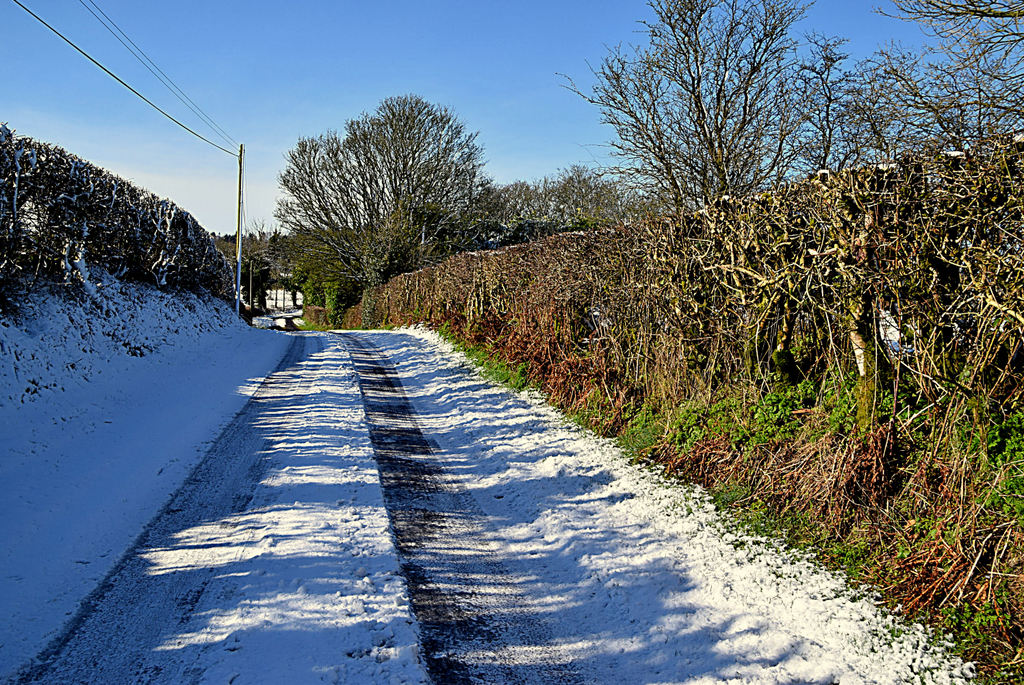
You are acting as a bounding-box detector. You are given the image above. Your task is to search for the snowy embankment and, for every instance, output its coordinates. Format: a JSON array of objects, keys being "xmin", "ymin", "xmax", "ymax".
[
  {"xmin": 374, "ymin": 327, "xmax": 974, "ymax": 685},
  {"xmin": 0, "ymin": 276, "xmax": 292, "ymax": 675}
]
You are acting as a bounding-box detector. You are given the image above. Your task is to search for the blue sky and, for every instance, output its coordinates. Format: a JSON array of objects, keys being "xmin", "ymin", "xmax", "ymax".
[{"xmin": 2, "ymin": 1, "xmax": 926, "ymax": 234}]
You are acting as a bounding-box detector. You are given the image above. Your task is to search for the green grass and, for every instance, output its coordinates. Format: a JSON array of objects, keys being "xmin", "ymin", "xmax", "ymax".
[
  {"xmin": 295, "ymin": 318, "xmax": 328, "ymax": 331},
  {"xmin": 618, "ymin": 405, "xmax": 665, "ymax": 462},
  {"xmin": 435, "ymin": 323, "xmax": 537, "ymax": 392},
  {"xmin": 661, "ymin": 378, "xmax": 818, "ymax": 453},
  {"xmin": 984, "ymin": 411, "xmax": 1024, "ymax": 521}
]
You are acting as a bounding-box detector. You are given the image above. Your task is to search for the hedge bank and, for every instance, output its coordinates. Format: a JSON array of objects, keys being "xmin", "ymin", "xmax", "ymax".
[
  {"xmin": 0, "ymin": 125, "xmax": 232, "ymax": 303},
  {"xmin": 358, "ymin": 138, "xmax": 1024, "ymax": 678}
]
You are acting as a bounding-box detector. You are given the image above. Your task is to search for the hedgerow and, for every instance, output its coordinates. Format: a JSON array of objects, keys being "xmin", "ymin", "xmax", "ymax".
[
  {"xmin": 0, "ymin": 125, "xmax": 232, "ymax": 305},
  {"xmin": 359, "ymin": 136, "xmax": 1024, "ymax": 678}
]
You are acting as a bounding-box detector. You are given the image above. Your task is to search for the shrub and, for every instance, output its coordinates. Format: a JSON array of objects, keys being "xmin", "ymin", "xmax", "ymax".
[
  {"xmin": 364, "ymin": 136, "xmax": 1024, "ymax": 676},
  {"xmin": 0, "ymin": 126, "xmax": 231, "ymax": 302}
]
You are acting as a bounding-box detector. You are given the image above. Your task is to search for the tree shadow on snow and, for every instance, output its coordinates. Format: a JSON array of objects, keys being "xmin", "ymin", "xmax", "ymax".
[{"xmin": 17, "ymin": 333, "xmax": 422, "ymax": 684}]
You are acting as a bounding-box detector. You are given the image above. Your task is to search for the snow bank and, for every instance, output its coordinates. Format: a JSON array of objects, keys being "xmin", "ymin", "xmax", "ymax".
[{"xmin": 0, "ymin": 276, "xmax": 290, "ymax": 675}]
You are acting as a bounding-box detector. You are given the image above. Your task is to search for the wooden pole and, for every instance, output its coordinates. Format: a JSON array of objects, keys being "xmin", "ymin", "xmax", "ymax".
[{"xmin": 234, "ymin": 143, "xmax": 244, "ymax": 315}]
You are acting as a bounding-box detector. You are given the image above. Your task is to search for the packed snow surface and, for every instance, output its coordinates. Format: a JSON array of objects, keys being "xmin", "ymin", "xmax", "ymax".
[
  {"xmin": 16, "ymin": 333, "xmax": 427, "ymax": 684},
  {"xmin": 155, "ymin": 333, "xmax": 425, "ymax": 684}
]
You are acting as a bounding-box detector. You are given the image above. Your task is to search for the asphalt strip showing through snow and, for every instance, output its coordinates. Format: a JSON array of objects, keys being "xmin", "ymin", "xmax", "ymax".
[
  {"xmin": 13, "ymin": 334, "xmax": 310, "ymax": 684},
  {"xmin": 340, "ymin": 332, "xmax": 581, "ymax": 685}
]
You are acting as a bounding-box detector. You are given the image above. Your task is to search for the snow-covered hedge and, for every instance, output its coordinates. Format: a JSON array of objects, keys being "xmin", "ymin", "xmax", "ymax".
[{"xmin": 0, "ymin": 125, "xmax": 232, "ymax": 302}]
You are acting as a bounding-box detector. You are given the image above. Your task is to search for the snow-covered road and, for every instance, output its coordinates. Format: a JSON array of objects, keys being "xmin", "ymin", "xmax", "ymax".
[
  {"xmin": 344, "ymin": 333, "xmax": 579, "ymax": 683},
  {"xmin": 11, "ymin": 333, "xmax": 424, "ymax": 684},
  {"xmin": 5, "ymin": 322, "xmax": 972, "ymax": 684},
  {"xmin": 351, "ymin": 330, "xmax": 972, "ymax": 685}
]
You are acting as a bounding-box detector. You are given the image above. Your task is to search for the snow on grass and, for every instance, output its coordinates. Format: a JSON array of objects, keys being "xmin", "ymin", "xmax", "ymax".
[
  {"xmin": 376, "ymin": 326, "xmax": 974, "ymax": 685},
  {"xmin": 0, "ymin": 275, "xmax": 290, "ymax": 675}
]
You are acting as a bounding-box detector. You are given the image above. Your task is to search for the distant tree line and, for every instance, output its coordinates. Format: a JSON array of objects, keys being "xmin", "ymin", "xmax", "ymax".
[
  {"xmin": 213, "ymin": 223, "xmax": 300, "ymax": 315},
  {"xmin": 473, "ymin": 164, "xmax": 652, "ymax": 246},
  {"xmin": 275, "ymin": 95, "xmax": 645, "ymax": 324}
]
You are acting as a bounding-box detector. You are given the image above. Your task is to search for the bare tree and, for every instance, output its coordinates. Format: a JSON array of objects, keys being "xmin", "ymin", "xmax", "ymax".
[
  {"xmin": 499, "ymin": 165, "xmax": 641, "ymax": 225},
  {"xmin": 891, "ymin": 0, "xmax": 1024, "ymax": 47},
  {"xmin": 567, "ymin": 0, "xmax": 810, "ymax": 213},
  {"xmin": 474, "ymin": 166, "xmax": 648, "ymax": 247},
  {"xmin": 859, "ymin": 0, "xmax": 1024, "ymax": 151},
  {"xmin": 860, "ymin": 40, "xmax": 1024, "ymax": 152},
  {"xmin": 275, "ymin": 95, "xmax": 485, "ymax": 286},
  {"xmin": 544, "ymin": 164, "xmax": 642, "ymax": 224},
  {"xmin": 835, "ymin": 53, "xmax": 927, "ymax": 162},
  {"xmin": 793, "ymin": 34, "xmax": 861, "ymax": 172}
]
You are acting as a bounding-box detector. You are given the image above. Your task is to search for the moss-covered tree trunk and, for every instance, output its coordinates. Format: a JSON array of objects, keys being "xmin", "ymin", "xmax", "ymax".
[
  {"xmin": 772, "ymin": 299, "xmax": 799, "ymax": 386},
  {"xmin": 845, "ymin": 201, "xmax": 889, "ymax": 433},
  {"xmin": 848, "ymin": 289, "xmax": 883, "ymax": 432}
]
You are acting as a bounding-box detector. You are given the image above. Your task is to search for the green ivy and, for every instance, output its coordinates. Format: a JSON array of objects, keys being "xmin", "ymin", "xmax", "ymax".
[{"xmin": 984, "ymin": 412, "xmax": 1024, "ymax": 520}]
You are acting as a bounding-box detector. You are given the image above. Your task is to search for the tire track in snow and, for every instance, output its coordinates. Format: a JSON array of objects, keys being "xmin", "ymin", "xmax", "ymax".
[
  {"xmin": 341, "ymin": 332, "xmax": 581, "ymax": 685},
  {"xmin": 14, "ymin": 334, "xmax": 310, "ymax": 684},
  {"xmin": 369, "ymin": 327, "xmax": 975, "ymax": 685}
]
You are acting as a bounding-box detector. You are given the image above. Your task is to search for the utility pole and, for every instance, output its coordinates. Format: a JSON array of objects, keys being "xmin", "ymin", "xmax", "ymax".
[{"xmin": 234, "ymin": 143, "xmax": 244, "ymax": 315}]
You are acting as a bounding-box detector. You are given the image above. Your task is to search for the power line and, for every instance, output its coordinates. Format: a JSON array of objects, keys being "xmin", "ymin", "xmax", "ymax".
[
  {"xmin": 77, "ymin": 0, "xmax": 237, "ymax": 149},
  {"xmin": 77, "ymin": 0, "xmax": 236, "ymax": 149},
  {"xmin": 10, "ymin": 0, "xmax": 237, "ymax": 158}
]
